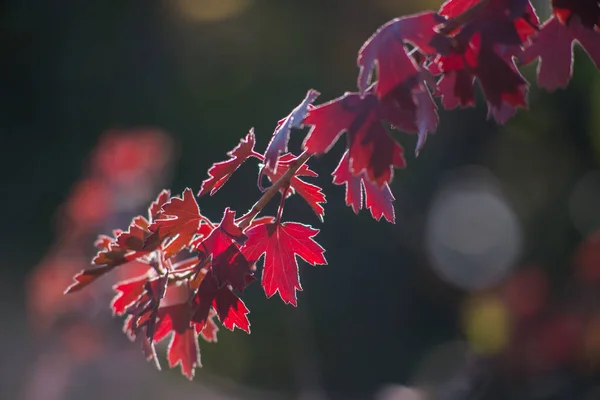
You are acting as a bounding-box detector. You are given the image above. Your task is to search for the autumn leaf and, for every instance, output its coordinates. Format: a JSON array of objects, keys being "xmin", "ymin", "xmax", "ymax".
[
  {"xmin": 242, "ymin": 221, "xmax": 326, "ymax": 306},
  {"xmin": 65, "ymin": 218, "xmax": 151, "ymax": 294},
  {"xmin": 145, "ymin": 188, "xmax": 204, "ymax": 258},
  {"xmin": 332, "ymin": 150, "xmax": 395, "ymax": 223},
  {"xmin": 198, "ymin": 311, "xmax": 219, "ymax": 342},
  {"xmin": 199, "ymin": 130, "xmax": 256, "ymax": 196},
  {"xmin": 262, "ymin": 154, "xmax": 326, "ymax": 220},
  {"xmin": 157, "ymin": 303, "xmax": 202, "ymax": 380},
  {"xmin": 194, "ymin": 208, "xmax": 250, "ymax": 292},
  {"xmin": 431, "ymin": 0, "xmax": 539, "ymax": 123},
  {"xmin": 303, "ymin": 92, "xmax": 409, "ymax": 187},
  {"xmin": 111, "ymin": 274, "xmax": 149, "ymax": 316},
  {"xmin": 520, "ymin": 16, "xmax": 600, "ymax": 91},
  {"xmin": 358, "ymin": 10, "xmax": 449, "ymax": 98},
  {"xmin": 264, "ymin": 90, "xmax": 320, "ymax": 173},
  {"xmin": 192, "ymin": 271, "xmax": 251, "ymax": 333}
]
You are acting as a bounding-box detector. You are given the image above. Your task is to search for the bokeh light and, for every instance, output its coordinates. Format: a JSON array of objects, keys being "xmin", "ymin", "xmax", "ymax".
[
  {"xmin": 175, "ymin": 0, "xmax": 253, "ymax": 22},
  {"xmin": 462, "ymin": 294, "xmax": 511, "ymax": 355},
  {"xmin": 425, "ymin": 167, "xmax": 522, "ymax": 290}
]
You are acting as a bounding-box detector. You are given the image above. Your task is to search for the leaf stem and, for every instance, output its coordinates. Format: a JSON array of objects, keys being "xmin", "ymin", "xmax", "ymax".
[{"xmin": 237, "ymin": 151, "xmax": 312, "ymax": 230}]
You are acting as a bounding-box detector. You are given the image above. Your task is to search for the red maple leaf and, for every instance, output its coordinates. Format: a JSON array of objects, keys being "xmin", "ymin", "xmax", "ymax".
[
  {"xmin": 111, "ymin": 274, "xmax": 149, "ymax": 316},
  {"xmin": 198, "ymin": 130, "xmax": 256, "ymax": 196},
  {"xmin": 65, "ymin": 218, "xmax": 152, "ymax": 293},
  {"xmin": 520, "ymin": 16, "xmax": 600, "ymax": 91},
  {"xmin": 552, "ymin": 0, "xmax": 600, "ymax": 30},
  {"xmin": 431, "ymin": 0, "xmax": 539, "ymax": 123},
  {"xmin": 242, "ymin": 221, "xmax": 326, "ymax": 306},
  {"xmin": 303, "ymin": 92, "xmax": 409, "ymax": 187},
  {"xmin": 358, "ymin": 11, "xmax": 449, "ymax": 99},
  {"xmin": 148, "ymin": 189, "xmax": 171, "ymax": 221},
  {"xmin": 262, "ymin": 154, "xmax": 327, "ymax": 220},
  {"xmin": 157, "ymin": 302, "xmax": 202, "ymax": 380},
  {"xmin": 198, "ymin": 311, "xmax": 219, "ymax": 342},
  {"xmin": 196, "ymin": 208, "xmax": 251, "ymax": 291},
  {"xmin": 191, "ymin": 271, "xmax": 251, "ymax": 333},
  {"xmin": 264, "ymin": 90, "xmax": 320, "ymax": 173},
  {"xmin": 332, "ymin": 150, "xmax": 395, "ymax": 223},
  {"xmin": 145, "ymin": 188, "xmax": 205, "ymax": 258}
]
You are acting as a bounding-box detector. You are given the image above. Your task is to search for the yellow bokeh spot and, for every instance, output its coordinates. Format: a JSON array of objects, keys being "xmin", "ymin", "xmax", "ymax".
[
  {"xmin": 463, "ymin": 294, "xmax": 511, "ymax": 355},
  {"xmin": 176, "ymin": 0, "xmax": 253, "ymax": 22}
]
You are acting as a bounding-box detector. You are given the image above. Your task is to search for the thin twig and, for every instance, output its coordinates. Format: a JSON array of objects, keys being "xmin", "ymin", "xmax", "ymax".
[{"xmin": 237, "ymin": 151, "xmax": 312, "ymax": 230}]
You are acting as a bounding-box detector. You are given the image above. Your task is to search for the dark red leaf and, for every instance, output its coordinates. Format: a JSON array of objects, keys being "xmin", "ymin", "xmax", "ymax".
[
  {"xmin": 192, "ymin": 271, "xmax": 251, "ymax": 333},
  {"xmin": 263, "ymin": 154, "xmax": 326, "ymax": 220},
  {"xmin": 332, "ymin": 150, "xmax": 395, "ymax": 223},
  {"xmin": 158, "ymin": 303, "xmax": 201, "ymax": 380},
  {"xmin": 358, "ymin": 11, "xmax": 450, "ymax": 98},
  {"xmin": 520, "ymin": 16, "xmax": 600, "ymax": 91},
  {"xmin": 242, "ymin": 221, "xmax": 326, "ymax": 306},
  {"xmin": 145, "ymin": 188, "xmax": 204, "ymax": 258},
  {"xmin": 431, "ymin": 0, "xmax": 539, "ymax": 123},
  {"xmin": 303, "ymin": 92, "xmax": 408, "ymax": 187},
  {"xmin": 264, "ymin": 90, "xmax": 320, "ymax": 173},
  {"xmin": 198, "ymin": 130, "xmax": 256, "ymax": 196},
  {"xmin": 196, "ymin": 208, "xmax": 250, "ymax": 291}
]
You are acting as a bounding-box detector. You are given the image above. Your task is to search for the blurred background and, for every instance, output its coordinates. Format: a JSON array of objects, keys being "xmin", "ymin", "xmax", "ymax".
[{"xmin": 2, "ymin": 0, "xmax": 600, "ymax": 399}]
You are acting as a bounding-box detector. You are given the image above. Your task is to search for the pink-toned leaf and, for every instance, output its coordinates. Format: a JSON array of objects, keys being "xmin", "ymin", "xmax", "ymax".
[
  {"xmin": 199, "ymin": 130, "xmax": 256, "ymax": 196},
  {"xmin": 303, "ymin": 92, "xmax": 408, "ymax": 187},
  {"xmin": 520, "ymin": 16, "xmax": 600, "ymax": 91},
  {"xmin": 332, "ymin": 150, "xmax": 395, "ymax": 223},
  {"xmin": 264, "ymin": 90, "xmax": 320, "ymax": 172},
  {"xmin": 358, "ymin": 11, "xmax": 450, "ymax": 98}
]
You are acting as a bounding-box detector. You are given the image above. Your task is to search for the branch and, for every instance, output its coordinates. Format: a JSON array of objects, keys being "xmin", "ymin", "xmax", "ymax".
[{"xmin": 238, "ymin": 151, "xmax": 312, "ymax": 230}]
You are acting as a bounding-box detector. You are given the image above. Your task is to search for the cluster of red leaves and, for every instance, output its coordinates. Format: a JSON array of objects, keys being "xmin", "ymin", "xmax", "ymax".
[{"xmin": 65, "ymin": 0, "xmax": 600, "ymax": 380}]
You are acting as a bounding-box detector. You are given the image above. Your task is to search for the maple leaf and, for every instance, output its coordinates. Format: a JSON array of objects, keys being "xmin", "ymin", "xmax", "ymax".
[
  {"xmin": 157, "ymin": 303, "xmax": 202, "ymax": 380},
  {"xmin": 520, "ymin": 16, "xmax": 600, "ymax": 91},
  {"xmin": 145, "ymin": 188, "xmax": 205, "ymax": 258},
  {"xmin": 148, "ymin": 189, "xmax": 171, "ymax": 221},
  {"xmin": 358, "ymin": 10, "xmax": 450, "ymax": 99},
  {"xmin": 198, "ymin": 130, "xmax": 256, "ymax": 196},
  {"xmin": 65, "ymin": 219, "xmax": 151, "ymax": 294},
  {"xmin": 197, "ymin": 208, "xmax": 251, "ymax": 291},
  {"xmin": 198, "ymin": 311, "xmax": 219, "ymax": 342},
  {"xmin": 192, "ymin": 271, "xmax": 251, "ymax": 333},
  {"xmin": 552, "ymin": 0, "xmax": 600, "ymax": 30},
  {"xmin": 264, "ymin": 90, "xmax": 320, "ymax": 173},
  {"xmin": 332, "ymin": 150, "xmax": 395, "ymax": 223},
  {"xmin": 262, "ymin": 154, "xmax": 326, "ymax": 220},
  {"xmin": 242, "ymin": 221, "xmax": 327, "ymax": 306},
  {"xmin": 111, "ymin": 274, "xmax": 149, "ymax": 316},
  {"xmin": 431, "ymin": 0, "xmax": 539, "ymax": 123},
  {"xmin": 303, "ymin": 92, "xmax": 409, "ymax": 187}
]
